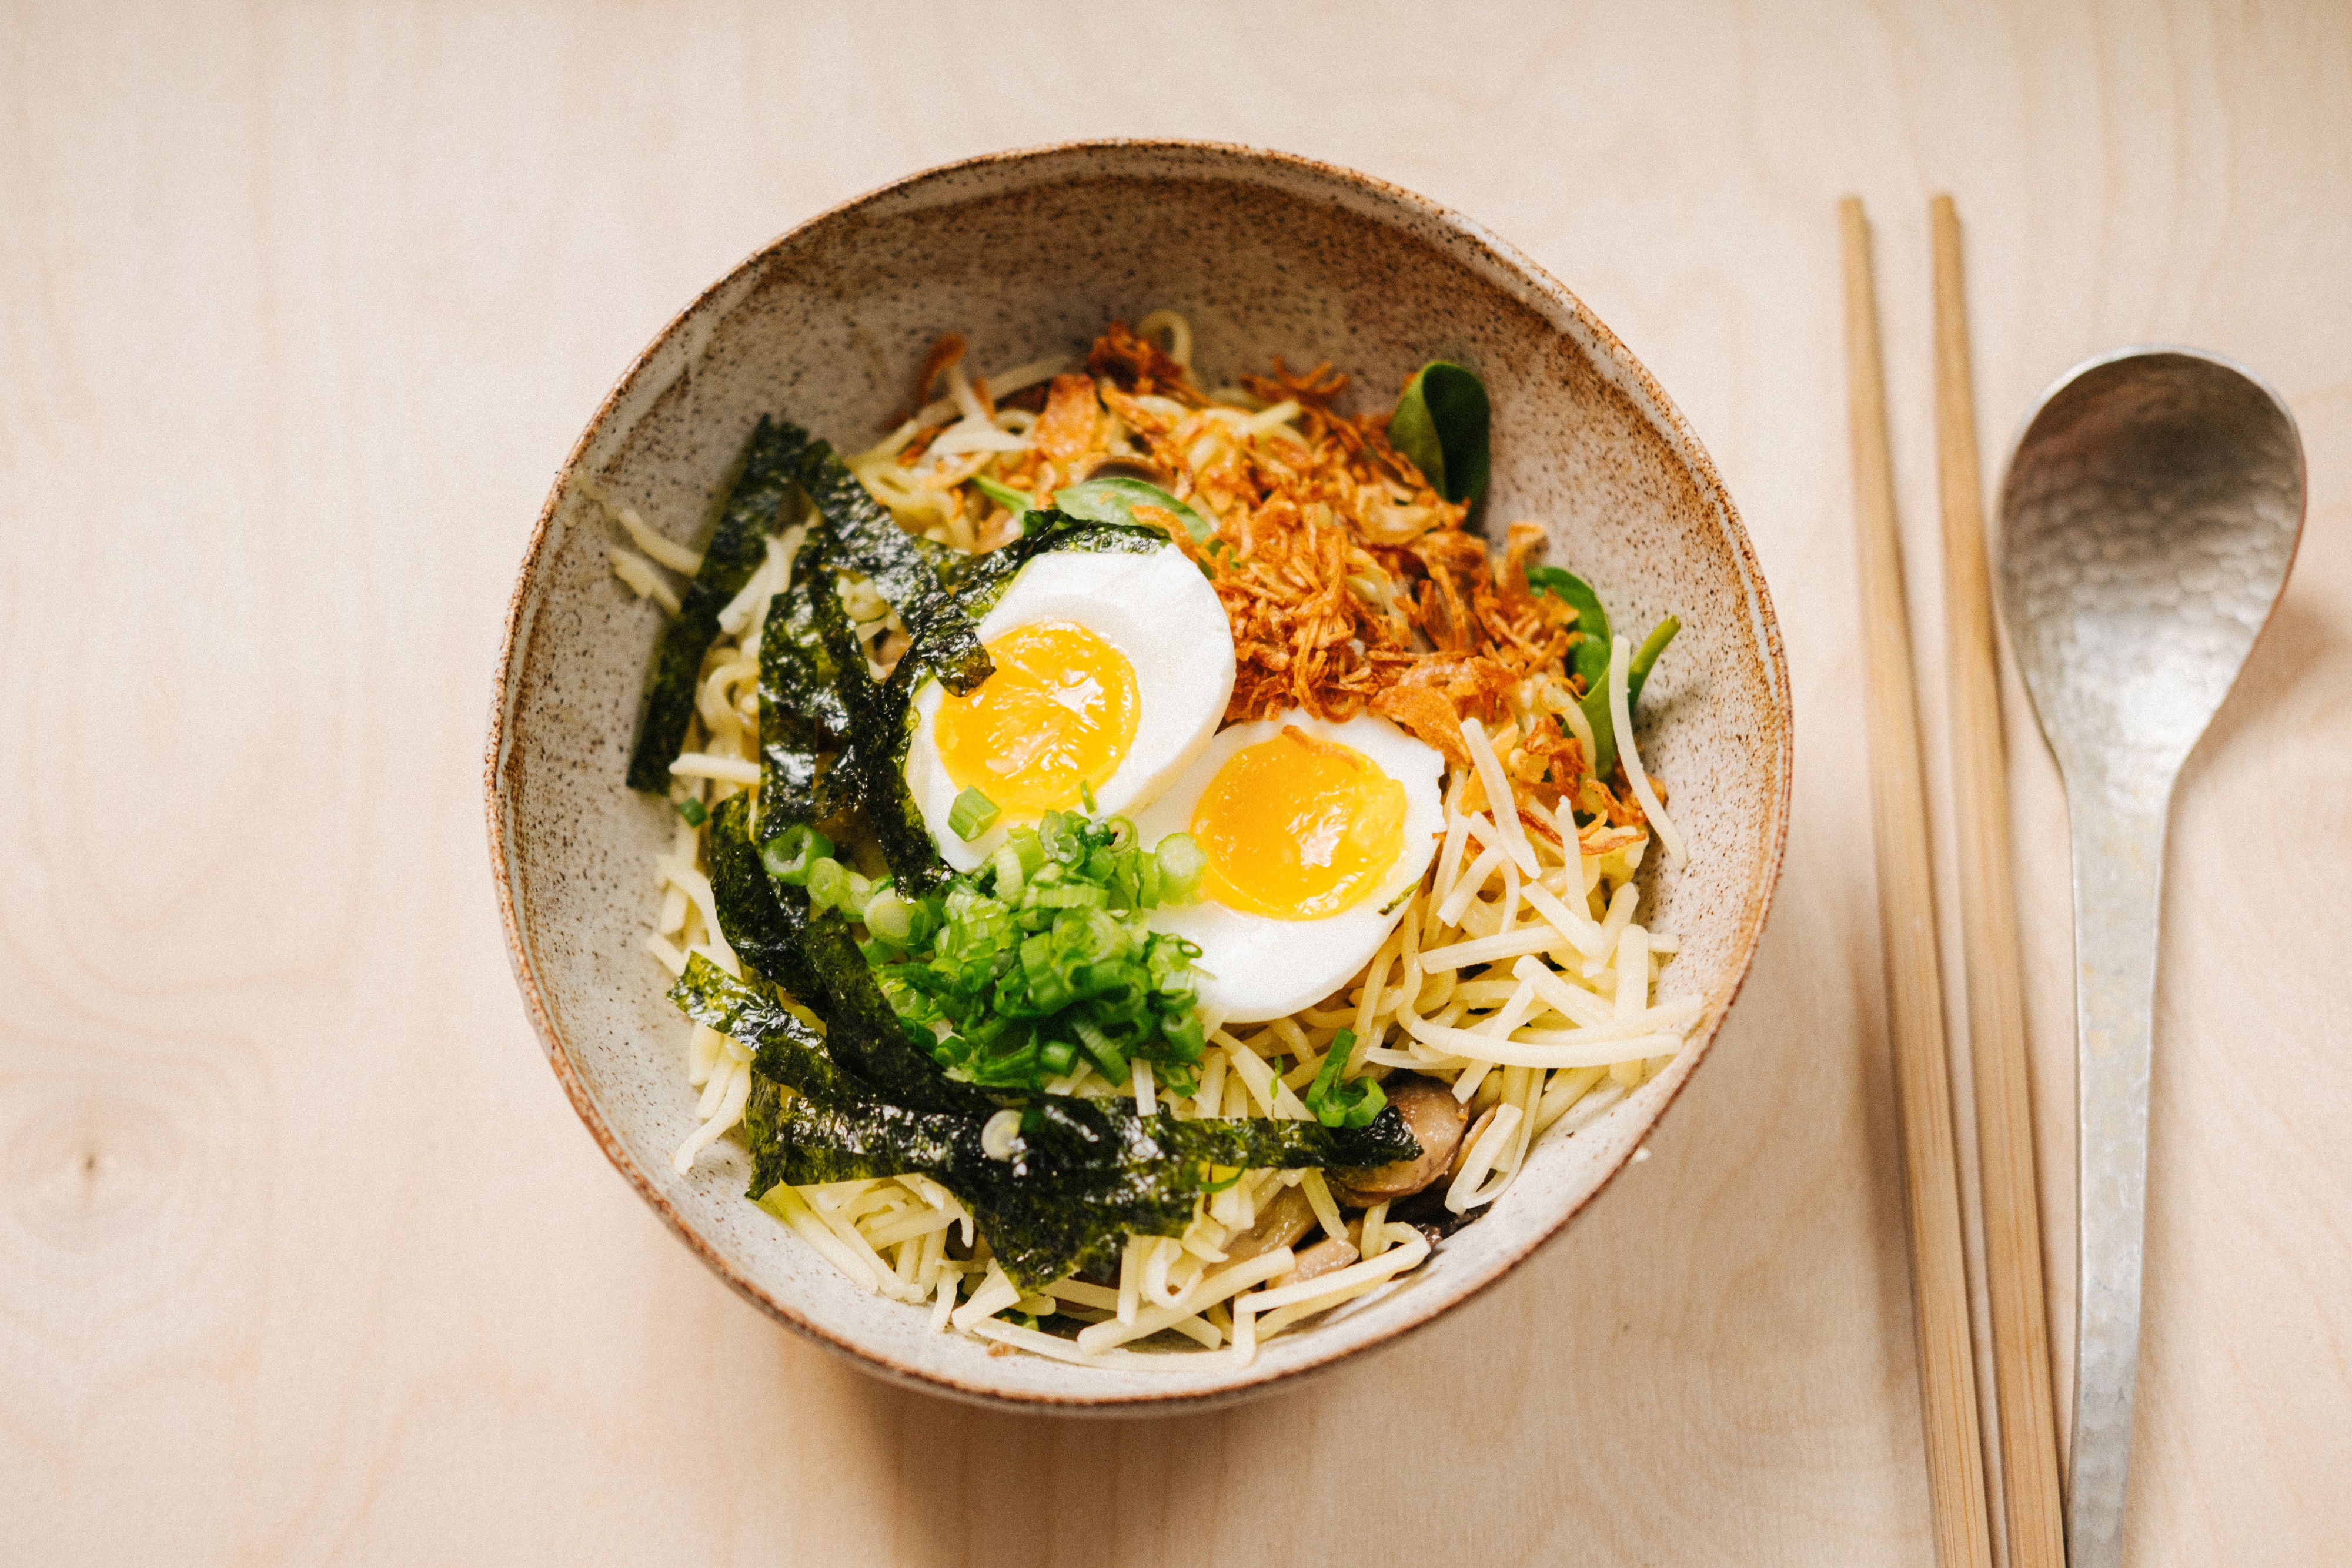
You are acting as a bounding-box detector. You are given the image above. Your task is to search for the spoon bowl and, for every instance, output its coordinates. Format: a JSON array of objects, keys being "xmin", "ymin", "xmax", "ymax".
[
  {"xmin": 1997, "ymin": 347, "xmax": 2304, "ymax": 1568},
  {"xmin": 2002, "ymin": 349, "xmax": 2305, "ymax": 786}
]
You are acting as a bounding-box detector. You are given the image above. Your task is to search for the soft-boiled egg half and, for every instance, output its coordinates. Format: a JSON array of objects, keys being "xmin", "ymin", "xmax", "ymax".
[
  {"xmin": 1131, "ymin": 711, "xmax": 1446, "ymax": 1023},
  {"xmin": 903, "ymin": 544, "xmax": 1234, "ymax": 869}
]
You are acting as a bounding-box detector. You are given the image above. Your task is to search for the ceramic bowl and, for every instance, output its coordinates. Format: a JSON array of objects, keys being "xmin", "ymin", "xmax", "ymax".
[{"xmin": 486, "ymin": 140, "xmax": 1791, "ymax": 1411}]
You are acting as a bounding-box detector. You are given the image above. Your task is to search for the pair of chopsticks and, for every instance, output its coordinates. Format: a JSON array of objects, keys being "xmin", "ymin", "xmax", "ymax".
[{"xmin": 1840, "ymin": 197, "xmax": 2067, "ymax": 1568}]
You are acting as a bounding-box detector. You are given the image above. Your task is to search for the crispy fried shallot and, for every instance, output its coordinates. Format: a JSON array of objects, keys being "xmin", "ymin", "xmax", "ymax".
[{"xmin": 898, "ymin": 323, "xmax": 1653, "ymax": 823}]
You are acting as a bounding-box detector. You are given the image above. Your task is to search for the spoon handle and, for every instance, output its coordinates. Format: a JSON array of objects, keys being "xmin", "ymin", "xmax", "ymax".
[{"xmin": 2064, "ymin": 779, "xmax": 2173, "ymax": 1568}]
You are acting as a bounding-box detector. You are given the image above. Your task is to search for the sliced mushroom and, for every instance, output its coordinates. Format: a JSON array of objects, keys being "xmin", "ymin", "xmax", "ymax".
[
  {"xmin": 1328, "ymin": 1074, "xmax": 1468, "ymax": 1205},
  {"xmin": 1449, "ymin": 1102, "xmax": 1499, "ymax": 1181},
  {"xmin": 1081, "ymin": 454, "xmax": 1175, "ymax": 488},
  {"xmin": 1284, "ymin": 1235, "xmax": 1361, "ymax": 1286},
  {"xmin": 1218, "ymin": 1185, "xmax": 1317, "ymax": 1265}
]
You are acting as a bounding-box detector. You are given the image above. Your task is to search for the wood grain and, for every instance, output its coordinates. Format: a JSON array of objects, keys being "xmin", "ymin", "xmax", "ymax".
[
  {"xmin": 1932, "ymin": 194, "xmax": 2066, "ymax": 1568},
  {"xmin": 3, "ymin": 2, "xmax": 2350, "ymax": 1563},
  {"xmin": 1841, "ymin": 196, "xmax": 1994, "ymax": 1568}
]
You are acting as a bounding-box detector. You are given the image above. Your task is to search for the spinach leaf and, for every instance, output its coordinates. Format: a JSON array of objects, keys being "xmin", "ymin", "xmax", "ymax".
[
  {"xmin": 1387, "ymin": 361, "xmax": 1491, "ymax": 505},
  {"xmin": 1054, "ymin": 476, "xmax": 1214, "ymax": 543},
  {"xmin": 1629, "ymin": 617, "xmax": 1680, "ymax": 707},
  {"xmin": 1528, "ymin": 566, "xmax": 1616, "ymax": 773},
  {"xmin": 972, "ymin": 476, "xmax": 1035, "ymax": 530},
  {"xmin": 1526, "ymin": 566, "xmax": 1611, "ymax": 684},
  {"xmin": 1526, "ymin": 569, "xmax": 1678, "ymax": 780},
  {"xmin": 626, "ymin": 417, "xmax": 811, "ymax": 792}
]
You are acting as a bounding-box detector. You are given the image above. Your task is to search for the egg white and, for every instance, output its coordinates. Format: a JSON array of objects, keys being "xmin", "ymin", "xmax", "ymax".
[
  {"xmin": 904, "ymin": 544, "xmax": 1235, "ymax": 870},
  {"xmin": 1131, "ymin": 710, "xmax": 1447, "ymax": 1024}
]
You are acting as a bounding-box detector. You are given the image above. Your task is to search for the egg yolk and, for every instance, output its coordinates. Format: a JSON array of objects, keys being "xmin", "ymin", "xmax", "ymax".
[
  {"xmin": 1191, "ymin": 726, "xmax": 1408, "ymax": 921},
  {"xmin": 934, "ymin": 620, "xmax": 1140, "ymax": 812}
]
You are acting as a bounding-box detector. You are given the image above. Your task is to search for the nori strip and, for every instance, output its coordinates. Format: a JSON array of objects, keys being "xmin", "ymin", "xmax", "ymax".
[
  {"xmin": 742, "ymin": 1071, "xmax": 1420, "ymax": 1289},
  {"xmin": 625, "ymin": 417, "xmax": 811, "ymax": 792},
  {"xmin": 682, "ymin": 957, "xmax": 1421, "ymax": 1289},
  {"xmin": 1008, "ymin": 1092, "xmax": 1419, "ymax": 1196},
  {"xmin": 806, "ymin": 563, "xmax": 947, "ymax": 889},
  {"xmin": 704, "ymin": 794, "xmax": 821, "ymax": 1001},
  {"xmin": 904, "ymin": 510, "xmax": 1164, "ymax": 633},
  {"xmin": 798, "ymin": 439, "xmax": 991, "ymax": 696},
  {"xmin": 756, "ymin": 543, "xmax": 846, "ymax": 834},
  {"xmin": 760, "ymin": 579, "xmax": 851, "ymax": 736},
  {"xmin": 667, "ymin": 952, "xmax": 847, "ymax": 1099}
]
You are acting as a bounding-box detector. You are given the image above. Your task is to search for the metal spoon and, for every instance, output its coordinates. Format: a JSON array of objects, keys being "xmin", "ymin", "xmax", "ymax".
[{"xmin": 1997, "ymin": 347, "xmax": 2305, "ymax": 1568}]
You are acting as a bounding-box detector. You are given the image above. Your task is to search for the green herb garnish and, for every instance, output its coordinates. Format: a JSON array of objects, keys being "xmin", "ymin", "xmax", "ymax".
[
  {"xmin": 1387, "ymin": 361, "xmax": 1490, "ymax": 506},
  {"xmin": 759, "ymin": 821, "xmax": 832, "ymax": 885},
  {"xmin": 675, "ymin": 797, "xmax": 708, "ymax": 828}
]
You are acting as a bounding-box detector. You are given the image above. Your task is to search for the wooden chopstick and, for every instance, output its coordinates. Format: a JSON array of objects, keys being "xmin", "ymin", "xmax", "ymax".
[
  {"xmin": 1930, "ymin": 193, "xmax": 2067, "ymax": 1568},
  {"xmin": 1839, "ymin": 196, "xmax": 1996, "ymax": 1568}
]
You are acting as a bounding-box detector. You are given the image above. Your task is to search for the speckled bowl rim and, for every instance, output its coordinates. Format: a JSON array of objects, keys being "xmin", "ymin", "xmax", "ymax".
[{"xmin": 485, "ymin": 138, "xmax": 1793, "ymax": 1413}]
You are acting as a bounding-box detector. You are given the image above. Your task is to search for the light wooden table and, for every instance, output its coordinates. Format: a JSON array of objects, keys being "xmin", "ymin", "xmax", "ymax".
[{"xmin": 5, "ymin": 4, "xmax": 2346, "ymax": 1563}]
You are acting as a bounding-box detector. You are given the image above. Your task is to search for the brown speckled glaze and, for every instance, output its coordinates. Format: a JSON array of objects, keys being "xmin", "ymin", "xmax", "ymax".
[{"xmin": 485, "ymin": 141, "xmax": 1791, "ymax": 1412}]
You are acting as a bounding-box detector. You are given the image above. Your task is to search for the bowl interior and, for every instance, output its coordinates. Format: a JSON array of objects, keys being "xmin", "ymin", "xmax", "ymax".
[{"xmin": 488, "ymin": 142, "xmax": 1790, "ymax": 1409}]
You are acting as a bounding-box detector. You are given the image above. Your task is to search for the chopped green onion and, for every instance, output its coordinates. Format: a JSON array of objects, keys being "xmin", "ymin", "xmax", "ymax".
[
  {"xmin": 864, "ymin": 891, "xmax": 914, "ymax": 945},
  {"xmin": 1071, "ymin": 1016, "xmax": 1129, "ymax": 1084},
  {"xmin": 1154, "ymin": 833, "xmax": 1208, "ymax": 903},
  {"xmin": 948, "ymin": 787, "xmax": 1001, "ymax": 842},
  {"xmin": 1078, "ymin": 780, "xmax": 1099, "ymax": 815},
  {"xmin": 806, "ymin": 856, "xmax": 847, "ymax": 911},
  {"xmin": 871, "ymin": 807, "xmax": 1212, "ymax": 1096},
  {"xmin": 675, "ymin": 797, "xmax": 708, "ymax": 827},
  {"xmin": 760, "ymin": 823, "xmax": 832, "ymax": 885}
]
